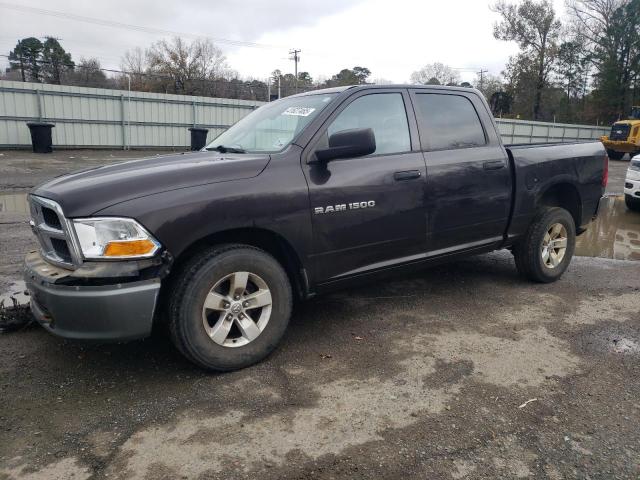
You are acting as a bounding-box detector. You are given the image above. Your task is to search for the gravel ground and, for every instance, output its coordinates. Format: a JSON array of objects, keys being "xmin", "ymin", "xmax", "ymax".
[{"xmin": 0, "ymin": 150, "xmax": 638, "ymax": 480}]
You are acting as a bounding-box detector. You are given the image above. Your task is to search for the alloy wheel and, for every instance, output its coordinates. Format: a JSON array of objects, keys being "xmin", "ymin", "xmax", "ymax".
[
  {"xmin": 541, "ymin": 223, "xmax": 568, "ymax": 269},
  {"xmin": 201, "ymin": 271, "xmax": 272, "ymax": 347}
]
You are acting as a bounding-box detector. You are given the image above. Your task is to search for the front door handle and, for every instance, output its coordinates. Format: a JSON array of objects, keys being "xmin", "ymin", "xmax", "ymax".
[
  {"xmin": 394, "ymin": 170, "xmax": 421, "ymax": 181},
  {"xmin": 483, "ymin": 160, "xmax": 506, "ymax": 170}
]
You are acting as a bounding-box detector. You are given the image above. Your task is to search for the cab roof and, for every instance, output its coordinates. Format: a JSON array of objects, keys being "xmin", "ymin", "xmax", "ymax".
[{"xmin": 293, "ymin": 84, "xmax": 478, "ymax": 97}]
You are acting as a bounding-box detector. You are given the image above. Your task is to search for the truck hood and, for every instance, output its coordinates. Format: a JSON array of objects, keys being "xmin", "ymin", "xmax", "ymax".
[{"xmin": 32, "ymin": 151, "xmax": 270, "ymax": 217}]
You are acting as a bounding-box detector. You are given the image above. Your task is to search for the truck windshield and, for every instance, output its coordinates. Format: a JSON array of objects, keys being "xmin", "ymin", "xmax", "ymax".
[{"xmin": 206, "ymin": 93, "xmax": 337, "ymax": 153}]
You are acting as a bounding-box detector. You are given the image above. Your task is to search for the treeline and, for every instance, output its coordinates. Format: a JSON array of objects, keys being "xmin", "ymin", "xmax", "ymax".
[
  {"xmin": 1, "ymin": 36, "xmax": 372, "ymax": 101},
  {"xmin": 410, "ymin": 0, "xmax": 640, "ymax": 125},
  {"xmin": 490, "ymin": 0, "xmax": 640, "ymax": 124}
]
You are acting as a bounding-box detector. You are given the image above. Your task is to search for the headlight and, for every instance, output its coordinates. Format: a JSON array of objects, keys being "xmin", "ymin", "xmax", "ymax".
[
  {"xmin": 630, "ymin": 160, "xmax": 640, "ymax": 172},
  {"xmin": 72, "ymin": 217, "xmax": 160, "ymax": 259}
]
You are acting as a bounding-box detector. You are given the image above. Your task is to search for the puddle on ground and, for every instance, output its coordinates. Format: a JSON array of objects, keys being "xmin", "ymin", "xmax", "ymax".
[
  {"xmin": 1, "ymin": 193, "xmax": 638, "ymax": 260},
  {"xmin": 576, "ymin": 195, "xmax": 640, "ymax": 261},
  {"xmin": 0, "ymin": 192, "xmax": 28, "ymax": 215}
]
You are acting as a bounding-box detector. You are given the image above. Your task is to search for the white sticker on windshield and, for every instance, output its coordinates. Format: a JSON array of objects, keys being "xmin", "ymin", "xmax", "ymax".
[{"xmin": 282, "ymin": 107, "xmax": 316, "ymax": 117}]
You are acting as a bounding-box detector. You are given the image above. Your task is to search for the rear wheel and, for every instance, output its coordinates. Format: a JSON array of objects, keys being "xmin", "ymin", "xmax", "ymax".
[
  {"xmin": 168, "ymin": 244, "xmax": 292, "ymax": 371},
  {"xmin": 513, "ymin": 207, "xmax": 576, "ymax": 283},
  {"xmin": 626, "ymin": 194, "xmax": 640, "ymax": 212},
  {"xmin": 606, "ymin": 149, "xmax": 625, "ymax": 161}
]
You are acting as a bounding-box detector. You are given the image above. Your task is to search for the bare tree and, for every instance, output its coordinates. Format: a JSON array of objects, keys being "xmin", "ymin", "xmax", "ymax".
[
  {"xmin": 145, "ymin": 37, "xmax": 230, "ymax": 95},
  {"xmin": 121, "ymin": 47, "xmax": 149, "ymax": 91},
  {"xmin": 566, "ymin": 0, "xmax": 625, "ymax": 45},
  {"xmin": 69, "ymin": 57, "xmax": 111, "ymax": 88},
  {"xmin": 492, "ymin": 0, "xmax": 562, "ymax": 119},
  {"xmin": 410, "ymin": 63, "xmax": 461, "ymax": 85}
]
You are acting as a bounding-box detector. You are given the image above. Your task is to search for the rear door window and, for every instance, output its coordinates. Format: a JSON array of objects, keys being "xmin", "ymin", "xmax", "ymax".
[{"xmin": 413, "ymin": 94, "xmax": 486, "ymax": 151}]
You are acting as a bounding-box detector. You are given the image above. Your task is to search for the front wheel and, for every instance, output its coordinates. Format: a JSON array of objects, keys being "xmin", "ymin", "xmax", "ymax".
[
  {"xmin": 626, "ymin": 194, "xmax": 640, "ymax": 212},
  {"xmin": 513, "ymin": 207, "xmax": 576, "ymax": 283},
  {"xmin": 606, "ymin": 149, "xmax": 625, "ymax": 161},
  {"xmin": 168, "ymin": 245, "xmax": 292, "ymax": 371}
]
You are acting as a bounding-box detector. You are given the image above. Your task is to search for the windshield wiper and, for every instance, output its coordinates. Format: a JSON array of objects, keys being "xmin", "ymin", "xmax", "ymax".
[{"xmin": 206, "ymin": 145, "xmax": 246, "ymax": 154}]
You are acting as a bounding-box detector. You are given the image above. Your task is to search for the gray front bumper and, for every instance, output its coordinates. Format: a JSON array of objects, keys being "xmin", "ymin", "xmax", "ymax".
[{"xmin": 24, "ymin": 252, "xmax": 161, "ymax": 341}]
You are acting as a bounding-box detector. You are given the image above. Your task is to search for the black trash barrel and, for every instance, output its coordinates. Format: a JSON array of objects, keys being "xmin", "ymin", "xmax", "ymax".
[
  {"xmin": 188, "ymin": 127, "xmax": 209, "ymax": 151},
  {"xmin": 26, "ymin": 122, "xmax": 55, "ymax": 153}
]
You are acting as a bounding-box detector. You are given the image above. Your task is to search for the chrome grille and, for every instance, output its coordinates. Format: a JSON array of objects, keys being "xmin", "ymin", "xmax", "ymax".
[{"xmin": 29, "ymin": 195, "xmax": 81, "ymax": 269}]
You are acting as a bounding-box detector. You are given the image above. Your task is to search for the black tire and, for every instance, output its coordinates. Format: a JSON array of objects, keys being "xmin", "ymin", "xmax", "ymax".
[
  {"xmin": 626, "ymin": 194, "xmax": 640, "ymax": 212},
  {"xmin": 606, "ymin": 149, "xmax": 625, "ymax": 161},
  {"xmin": 168, "ymin": 244, "xmax": 292, "ymax": 371},
  {"xmin": 513, "ymin": 207, "xmax": 576, "ymax": 283}
]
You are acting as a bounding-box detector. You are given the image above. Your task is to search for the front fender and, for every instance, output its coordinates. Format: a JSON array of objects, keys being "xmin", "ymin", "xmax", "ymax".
[{"xmin": 94, "ymin": 154, "xmax": 313, "ymax": 273}]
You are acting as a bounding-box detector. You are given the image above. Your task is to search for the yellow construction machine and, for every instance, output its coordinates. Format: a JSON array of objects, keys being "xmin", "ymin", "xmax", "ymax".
[{"xmin": 601, "ymin": 106, "xmax": 640, "ymax": 160}]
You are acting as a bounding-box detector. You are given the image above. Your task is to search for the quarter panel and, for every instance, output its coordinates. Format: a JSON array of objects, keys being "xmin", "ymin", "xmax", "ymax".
[{"xmin": 507, "ymin": 142, "xmax": 606, "ymax": 238}]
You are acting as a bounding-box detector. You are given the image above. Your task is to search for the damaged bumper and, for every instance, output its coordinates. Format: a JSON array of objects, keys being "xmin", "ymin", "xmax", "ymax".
[{"xmin": 24, "ymin": 251, "xmax": 164, "ymax": 341}]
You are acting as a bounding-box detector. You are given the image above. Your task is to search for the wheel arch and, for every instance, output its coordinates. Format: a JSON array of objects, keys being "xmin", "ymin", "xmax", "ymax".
[
  {"xmin": 167, "ymin": 227, "xmax": 309, "ymax": 301},
  {"xmin": 537, "ymin": 182, "xmax": 582, "ymax": 229}
]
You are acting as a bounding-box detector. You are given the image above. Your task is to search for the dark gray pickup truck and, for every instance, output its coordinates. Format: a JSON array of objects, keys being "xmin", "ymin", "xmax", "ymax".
[{"xmin": 24, "ymin": 85, "xmax": 607, "ymax": 370}]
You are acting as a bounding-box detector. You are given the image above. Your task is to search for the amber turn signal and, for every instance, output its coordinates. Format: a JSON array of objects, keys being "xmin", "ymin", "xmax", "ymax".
[{"xmin": 103, "ymin": 239, "xmax": 157, "ymax": 257}]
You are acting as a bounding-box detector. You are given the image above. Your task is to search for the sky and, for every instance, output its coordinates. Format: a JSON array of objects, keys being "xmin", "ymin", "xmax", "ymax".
[{"xmin": 0, "ymin": 0, "xmax": 569, "ymax": 84}]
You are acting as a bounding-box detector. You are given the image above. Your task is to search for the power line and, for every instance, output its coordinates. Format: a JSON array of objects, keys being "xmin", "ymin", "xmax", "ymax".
[{"xmin": 0, "ymin": 1, "xmax": 286, "ymax": 50}]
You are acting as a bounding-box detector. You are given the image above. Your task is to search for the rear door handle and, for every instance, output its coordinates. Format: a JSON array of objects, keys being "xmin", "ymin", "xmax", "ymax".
[
  {"xmin": 483, "ymin": 160, "xmax": 506, "ymax": 170},
  {"xmin": 394, "ymin": 170, "xmax": 421, "ymax": 181}
]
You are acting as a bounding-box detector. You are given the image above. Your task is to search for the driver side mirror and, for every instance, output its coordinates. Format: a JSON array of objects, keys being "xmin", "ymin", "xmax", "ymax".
[{"xmin": 313, "ymin": 128, "xmax": 376, "ymax": 163}]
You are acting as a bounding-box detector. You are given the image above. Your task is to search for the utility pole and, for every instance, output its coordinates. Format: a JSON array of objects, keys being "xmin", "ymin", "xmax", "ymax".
[
  {"xmin": 289, "ymin": 49, "xmax": 301, "ymax": 93},
  {"xmin": 278, "ymin": 75, "xmax": 281, "ymax": 99},
  {"xmin": 477, "ymin": 69, "xmax": 488, "ymax": 92}
]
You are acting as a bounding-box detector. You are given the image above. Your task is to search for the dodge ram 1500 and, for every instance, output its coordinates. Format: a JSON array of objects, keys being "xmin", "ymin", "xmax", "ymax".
[{"xmin": 24, "ymin": 85, "xmax": 607, "ymax": 370}]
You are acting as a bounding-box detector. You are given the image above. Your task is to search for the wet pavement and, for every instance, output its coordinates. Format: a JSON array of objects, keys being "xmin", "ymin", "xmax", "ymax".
[
  {"xmin": 0, "ymin": 150, "xmax": 639, "ymax": 480},
  {"xmin": 0, "ymin": 192, "xmax": 29, "ymax": 215},
  {"xmin": 576, "ymin": 195, "xmax": 640, "ymax": 261}
]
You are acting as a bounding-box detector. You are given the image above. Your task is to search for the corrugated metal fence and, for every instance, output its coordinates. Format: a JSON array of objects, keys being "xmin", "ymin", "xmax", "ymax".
[
  {"xmin": 0, "ymin": 80, "xmax": 609, "ymax": 149},
  {"xmin": 495, "ymin": 118, "xmax": 608, "ymax": 144},
  {"xmin": 0, "ymin": 80, "xmax": 262, "ymax": 149}
]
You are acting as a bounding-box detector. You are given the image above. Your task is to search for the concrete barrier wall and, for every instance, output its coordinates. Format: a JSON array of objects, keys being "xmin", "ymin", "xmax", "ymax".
[{"xmin": 0, "ymin": 80, "xmax": 608, "ymax": 149}]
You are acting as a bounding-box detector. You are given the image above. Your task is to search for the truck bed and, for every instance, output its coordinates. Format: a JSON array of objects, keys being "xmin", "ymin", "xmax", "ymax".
[{"xmin": 504, "ymin": 140, "xmax": 606, "ymax": 241}]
